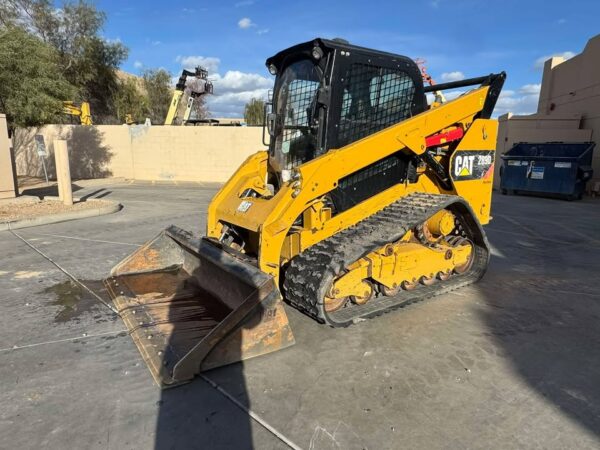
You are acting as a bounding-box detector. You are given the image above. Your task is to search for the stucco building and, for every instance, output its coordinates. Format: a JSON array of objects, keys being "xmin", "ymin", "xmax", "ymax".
[{"xmin": 496, "ymin": 34, "xmax": 600, "ymax": 192}]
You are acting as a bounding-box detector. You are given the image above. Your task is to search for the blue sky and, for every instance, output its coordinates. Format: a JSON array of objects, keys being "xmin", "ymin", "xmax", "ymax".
[{"xmin": 96, "ymin": 0, "xmax": 600, "ymax": 117}]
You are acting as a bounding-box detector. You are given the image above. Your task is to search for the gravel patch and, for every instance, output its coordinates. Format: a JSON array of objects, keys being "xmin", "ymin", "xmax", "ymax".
[{"xmin": 0, "ymin": 198, "xmax": 114, "ymax": 222}]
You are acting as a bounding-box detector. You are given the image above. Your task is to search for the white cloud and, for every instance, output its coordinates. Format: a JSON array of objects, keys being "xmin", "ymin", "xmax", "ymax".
[
  {"xmin": 444, "ymin": 90, "xmax": 465, "ymax": 101},
  {"xmin": 493, "ymin": 84, "xmax": 541, "ymax": 116},
  {"xmin": 175, "ymin": 55, "xmax": 221, "ymax": 74},
  {"xmin": 519, "ymin": 83, "xmax": 541, "ymax": 95},
  {"xmin": 208, "ymin": 88, "xmax": 270, "ymax": 117},
  {"xmin": 211, "ymin": 70, "xmax": 272, "ymax": 93},
  {"xmin": 425, "ymin": 89, "xmax": 464, "ymax": 105},
  {"xmin": 133, "ymin": 60, "xmax": 143, "ymax": 69},
  {"xmin": 208, "ymin": 70, "xmax": 272, "ymax": 116},
  {"xmin": 238, "ymin": 17, "xmax": 255, "ymax": 29},
  {"xmin": 425, "ymin": 83, "xmax": 541, "ymax": 118},
  {"xmin": 534, "ymin": 51, "xmax": 575, "ymax": 70},
  {"xmin": 257, "ymin": 28, "xmax": 269, "ymax": 35},
  {"xmin": 151, "ymin": 40, "xmax": 162, "ymax": 46},
  {"xmin": 176, "ymin": 56, "xmax": 273, "ymax": 117},
  {"xmin": 440, "ymin": 71, "xmax": 465, "ymax": 82}
]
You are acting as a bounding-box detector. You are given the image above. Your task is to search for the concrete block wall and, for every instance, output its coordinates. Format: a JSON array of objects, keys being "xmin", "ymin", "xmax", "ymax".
[{"xmin": 14, "ymin": 125, "xmax": 267, "ymax": 183}]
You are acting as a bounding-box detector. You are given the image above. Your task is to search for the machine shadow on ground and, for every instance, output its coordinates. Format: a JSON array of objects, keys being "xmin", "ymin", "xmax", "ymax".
[
  {"xmin": 154, "ymin": 362, "xmax": 255, "ymax": 450},
  {"xmin": 152, "ymin": 249, "xmax": 268, "ymax": 449},
  {"xmin": 477, "ymin": 222, "xmax": 600, "ymax": 439},
  {"xmin": 155, "ymin": 198, "xmax": 600, "ymax": 448}
]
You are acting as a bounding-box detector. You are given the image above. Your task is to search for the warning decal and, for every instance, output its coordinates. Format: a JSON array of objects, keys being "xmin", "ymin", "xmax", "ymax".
[{"xmin": 450, "ymin": 150, "xmax": 495, "ymax": 182}]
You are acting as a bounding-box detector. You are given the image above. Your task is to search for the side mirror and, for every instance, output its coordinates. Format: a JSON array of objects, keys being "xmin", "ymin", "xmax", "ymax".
[
  {"xmin": 262, "ymin": 102, "xmax": 274, "ymax": 146},
  {"xmin": 267, "ymin": 112, "xmax": 277, "ymax": 136}
]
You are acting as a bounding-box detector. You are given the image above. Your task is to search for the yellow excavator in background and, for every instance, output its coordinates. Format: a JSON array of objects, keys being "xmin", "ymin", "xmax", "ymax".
[
  {"xmin": 62, "ymin": 101, "xmax": 93, "ymax": 125},
  {"xmin": 164, "ymin": 66, "xmax": 213, "ymax": 125},
  {"xmin": 105, "ymin": 38, "xmax": 505, "ymax": 387}
]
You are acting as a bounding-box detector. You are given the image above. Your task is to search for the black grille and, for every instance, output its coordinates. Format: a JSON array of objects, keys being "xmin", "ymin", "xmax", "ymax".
[
  {"xmin": 338, "ymin": 64, "xmax": 415, "ymax": 147},
  {"xmin": 330, "ymin": 152, "xmax": 411, "ymax": 212}
]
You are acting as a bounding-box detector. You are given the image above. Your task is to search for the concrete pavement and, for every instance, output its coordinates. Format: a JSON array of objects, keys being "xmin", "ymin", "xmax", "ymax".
[{"xmin": 1, "ymin": 179, "xmax": 599, "ymax": 449}]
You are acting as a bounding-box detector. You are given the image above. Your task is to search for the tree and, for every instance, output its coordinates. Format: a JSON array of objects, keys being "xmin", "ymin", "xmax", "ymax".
[
  {"xmin": 0, "ymin": 2, "xmax": 21, "ymax": 27},
  {"xmin": 113, "ymin": 78, "xmax": 149, "ymax": 124},
  {"xmin": 244, "ymin": 98, "xmax": 265, "ymax": 126},
  {"xmin": 1, "ymin": 0, "xmax": 128, "ymax": 123},
  {"xmin": 67, "ymin": 35, "xmax": 128, "ymax": 123},
  {"xmin": 0, "ymin": 27, "xmax": 74, "ymax": 128},
  {"xmin": 142, "ymin": 68, "xmax": 172, "ymax": 124},
  {"xmin": 188, "ymin": 93, "xmax": 209, "ymax": 122}
]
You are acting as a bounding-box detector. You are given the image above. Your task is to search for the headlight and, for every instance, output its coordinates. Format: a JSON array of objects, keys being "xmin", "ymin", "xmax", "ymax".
[{"xmin": 268, "ymin": 64, "xmax": 277, "ymax": 75}]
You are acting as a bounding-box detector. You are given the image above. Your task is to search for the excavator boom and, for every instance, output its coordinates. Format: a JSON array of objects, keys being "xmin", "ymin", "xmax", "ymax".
[{"xmin": 164, "ymin": 66, "xmax": 213, "ymax": 125}]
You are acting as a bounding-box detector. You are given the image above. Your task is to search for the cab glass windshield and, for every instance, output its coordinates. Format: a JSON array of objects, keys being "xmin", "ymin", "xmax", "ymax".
[{"xmin": 271, "ymin": 59, "xmax": 321, "ymax": 171}]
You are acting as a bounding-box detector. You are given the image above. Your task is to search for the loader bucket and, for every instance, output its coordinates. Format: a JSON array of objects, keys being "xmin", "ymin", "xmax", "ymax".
[{"xmin": 104, "ymin": 225, "xmax": 295, "ymax": 388}]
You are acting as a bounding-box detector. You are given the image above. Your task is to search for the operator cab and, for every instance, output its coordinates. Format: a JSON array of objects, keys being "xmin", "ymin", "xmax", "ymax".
[
  {"xmin": 264, "ymin": 38, "xmax": 427, "ymax": 210},
  {"xmin": 264, "ymin": 38, "xmax": 427, "ymax": 179}
]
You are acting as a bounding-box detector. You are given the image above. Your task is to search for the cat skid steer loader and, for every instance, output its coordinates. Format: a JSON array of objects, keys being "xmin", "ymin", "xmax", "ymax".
[{"xmin": 105, "ymin": 38, "xmax": 505, "ymax": 387}]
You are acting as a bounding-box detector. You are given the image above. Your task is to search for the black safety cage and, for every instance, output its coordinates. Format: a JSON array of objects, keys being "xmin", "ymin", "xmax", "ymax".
[
  {"xmin": 265, "ymin": 38, "xmax": 427, "ymax": 163},
  {"xmin": 264, "ymin": 38, "xmax": 505, "ymax": 211}
]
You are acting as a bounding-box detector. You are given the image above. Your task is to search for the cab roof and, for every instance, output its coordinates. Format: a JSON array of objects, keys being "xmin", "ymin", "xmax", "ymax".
[{"xmin": 265, "ymin": 37, "xmax": 417, "ymax": 71}]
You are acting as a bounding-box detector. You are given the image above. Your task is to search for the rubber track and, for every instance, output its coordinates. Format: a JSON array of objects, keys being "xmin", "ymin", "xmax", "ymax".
[{"xmin": 283, "ymin": 193, "xmax": 490, "ymax": 327}]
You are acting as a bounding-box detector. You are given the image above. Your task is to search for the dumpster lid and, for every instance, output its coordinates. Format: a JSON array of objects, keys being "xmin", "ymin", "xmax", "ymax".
[{"xmin": 502, "ymin": 142, "xmax": 595, "ymax": 159}]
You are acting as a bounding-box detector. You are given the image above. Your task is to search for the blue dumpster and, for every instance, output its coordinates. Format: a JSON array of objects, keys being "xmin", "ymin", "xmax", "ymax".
[{"xmin": 500, "ymin": 142, "xmax": 595, "ymax": 200}]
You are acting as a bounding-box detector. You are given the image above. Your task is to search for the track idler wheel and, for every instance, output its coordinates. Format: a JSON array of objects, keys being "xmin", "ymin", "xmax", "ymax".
[
  {"xmin": 324, "ymin": 295, "xmax": 348, "ymax": 313},
  {"xmin": 382, "ymin": 278, "xmax": 419, "ymax": 296},
  {"xmin": 381, "ymin": 283, "xmax": 401, "ymax": 297},
  {"xmin": 324, "ymin": 279, "xmax": 348, "ymax": 312},
  {"xmin": 453, "ymin": 240, "xmax": 475, "ymax": 274},
  {"xmin": 420, "ymin": 274, "xmax": 437, "ymax": 286},
  {"xmin": 325, "ymin": 278, "xmax": 376, "ymax": 312},
  {"xmin": 401, "ymin": 279, "xmax": 418, "ymax": 290},
  {"xmin": 350, "ymin": 280, "xmax": 375, "ymax": 305},
  {"xmin": 437, "ymin": 270, "xmax": 451, "ymax": 281}
]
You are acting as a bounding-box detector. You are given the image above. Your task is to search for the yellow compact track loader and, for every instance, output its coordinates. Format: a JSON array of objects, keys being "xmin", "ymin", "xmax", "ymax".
[{"xmin": 106, "ymin": 38, "xmax": 505, "ymax": 387}]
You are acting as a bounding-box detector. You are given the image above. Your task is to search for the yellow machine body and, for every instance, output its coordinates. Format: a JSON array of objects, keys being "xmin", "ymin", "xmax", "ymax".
[
  {"xmin": 106, "ymin": 38, "xmax": 503, "ymax": 387},
  {"xmin": 207, "ymin": 88, "xmax": 496, "ymax": 280}
]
